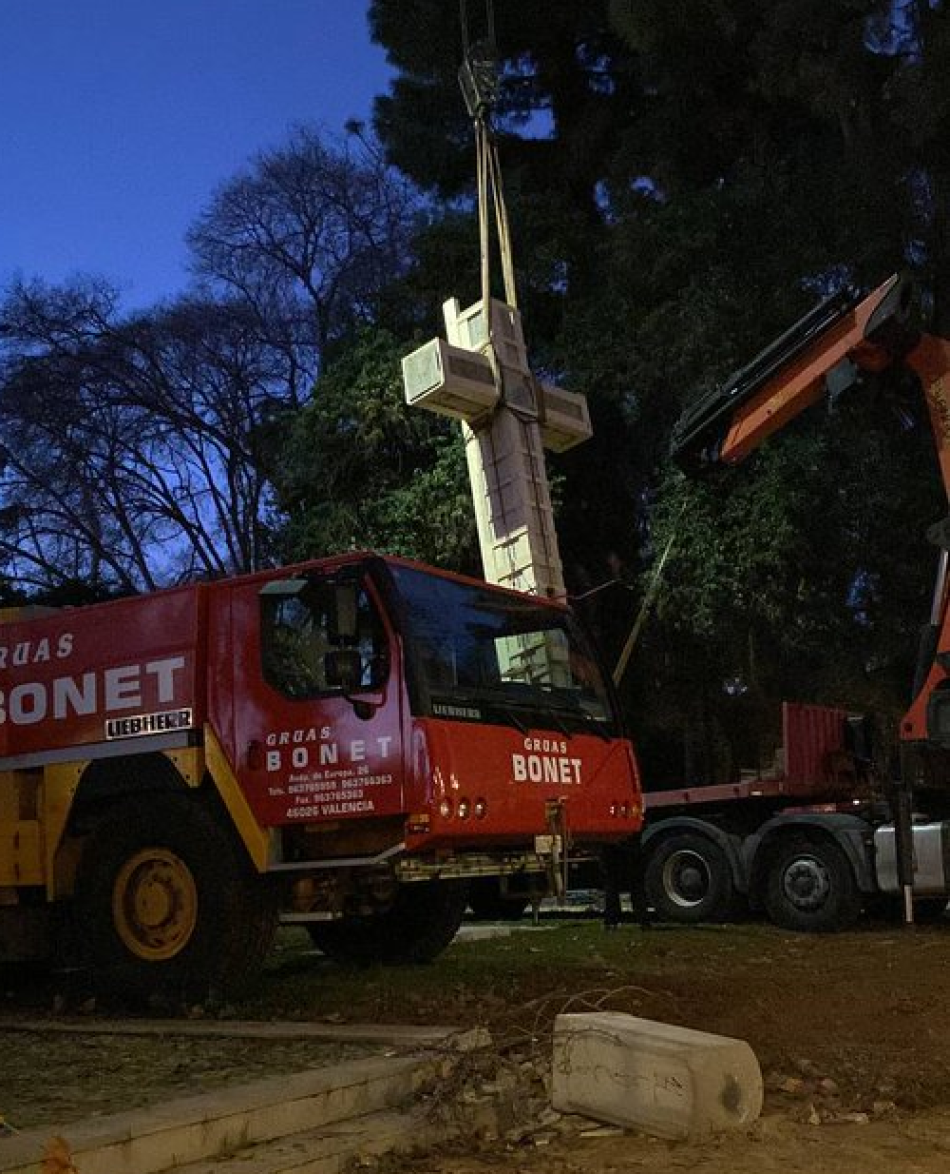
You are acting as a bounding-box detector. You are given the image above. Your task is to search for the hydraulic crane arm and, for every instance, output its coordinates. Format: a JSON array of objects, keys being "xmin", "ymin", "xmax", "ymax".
[
  {"xmin": 669, "ymin": 273, "xmax": 950, "ymax": 925},
  {"xmin": 670, "ymin": 274, "xmax": 950, "ymax": 494}
]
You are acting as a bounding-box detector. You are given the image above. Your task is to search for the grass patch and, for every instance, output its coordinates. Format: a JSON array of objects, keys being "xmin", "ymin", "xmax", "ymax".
[{"xmin": 240, "ymin": 920, "xmax": 778, "ymax": 1029}]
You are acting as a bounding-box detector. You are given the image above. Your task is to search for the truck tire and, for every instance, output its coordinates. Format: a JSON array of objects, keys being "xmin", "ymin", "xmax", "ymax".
[
  {"xmin": 76, "ymin": 795, "xmax": 277, "ymax": 1005},
  {"xmin": 643, "ymin": 833, "xmax": 736, "ymax": 923},
  {"xmin": 467, "ymin": 878, "xmax": 529, "ymax": 921},
  {"xmin": 308, "ymin": 880, "xmax": 469, "ymax": 965},
  {"xmin": 763, "ymin": 834, "xmax": 861, "ymax": 933}
]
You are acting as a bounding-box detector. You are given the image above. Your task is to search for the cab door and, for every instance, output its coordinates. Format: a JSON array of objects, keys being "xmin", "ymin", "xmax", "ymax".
[{"xmin": 228, "ymin": 569, "xmax": 405, "ymax": 828}]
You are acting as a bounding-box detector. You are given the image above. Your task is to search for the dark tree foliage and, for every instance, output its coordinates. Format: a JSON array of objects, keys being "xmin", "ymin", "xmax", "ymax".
[
  {"xmin": 371, "ymin": 0, "xmax": 636, "ymax": 209},
  {"xmin": 0, "ymin": 125, "xmax": 423, "ymax": 597},
  {"xmin": 887, "ymin": 0, "xmax": 950, "ymax": 331},
  {"xmin": 273, "ymin": 327, "xmax": 477, "ymax": 571},
  {"xmin": 370, "ymin": 0, "xmax": 643, "ymax": 305},
  {"xmin": 187, "ymin": 126, "xmax": 419, "ymax": 394}
]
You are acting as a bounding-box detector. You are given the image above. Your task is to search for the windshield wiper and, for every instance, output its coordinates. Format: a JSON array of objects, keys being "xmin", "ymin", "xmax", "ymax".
[
  {"xmin": 429, "ymin": 691, "xmax": 530, "ymax": 733},
  {"xmin": 428, "ymin": 688, "xmax": 612, "ymax": 739},
  {"xmin": 541, "ymin": 708, "xmax": 573, "ymax": 739},
  {"xmin": 577, "ymin": 711, "xmax": 612, "ymax": 741},
  {"xmin": 494, "ymin": 705, "xmax": 528, "ymax": 733},
  {"xmin": 500, "ymin": 697, "xmax": 614, "ymax": 741}
]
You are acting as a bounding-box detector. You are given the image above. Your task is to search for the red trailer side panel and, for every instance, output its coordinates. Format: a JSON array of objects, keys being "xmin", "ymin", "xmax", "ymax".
[{"xmin": 782, "ymin": 702, "xmax": 856, "ymax": 795}]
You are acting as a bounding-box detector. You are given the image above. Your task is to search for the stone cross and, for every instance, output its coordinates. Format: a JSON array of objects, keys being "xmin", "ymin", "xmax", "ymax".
[
  {"xmin": 402, "ymin": 296, "xmax": 591, "ymax": 686},
  {"xmin": 402, "ymin": 295, "xmax": 591, "ymax": 600}
]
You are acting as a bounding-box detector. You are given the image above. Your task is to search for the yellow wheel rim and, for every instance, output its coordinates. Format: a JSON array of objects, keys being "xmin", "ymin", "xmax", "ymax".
[{"xmin": 112, "ymin": 848, "xmax": 198, "ymax": 961}]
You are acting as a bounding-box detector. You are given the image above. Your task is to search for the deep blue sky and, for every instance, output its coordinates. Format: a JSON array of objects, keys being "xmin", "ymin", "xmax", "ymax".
[{"xmin": 0, "ymin": 1, "xmax": 392, "ymax": 308}]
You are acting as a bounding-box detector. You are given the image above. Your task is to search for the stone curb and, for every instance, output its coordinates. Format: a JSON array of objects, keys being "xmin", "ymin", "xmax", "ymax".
[
  {"xmin": 0, "ymin": 1018, "xmax": 464, "ymax": 1048},
  {"xmin": 0, "ymin": 1052, "xmax": 441, "ymax": 1174},
  {"xmin": 167, "ymin": 1107, "xmax": 451, "ymax": 1174}
]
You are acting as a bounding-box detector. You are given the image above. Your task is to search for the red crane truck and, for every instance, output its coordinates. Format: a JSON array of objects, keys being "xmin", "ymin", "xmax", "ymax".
[
  {"xmin": 640, "ymin": 274, "xmax": 950, "ymax": 931},
  {"xmin": 0, "ymin": 552, "xmax": 641, "ymax": 1001}
]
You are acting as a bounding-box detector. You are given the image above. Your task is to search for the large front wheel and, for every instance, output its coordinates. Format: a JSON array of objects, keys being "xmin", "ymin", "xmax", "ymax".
[{"xmin": 76, "ymin": 794, "xmax": 277, "ymax": 1004}]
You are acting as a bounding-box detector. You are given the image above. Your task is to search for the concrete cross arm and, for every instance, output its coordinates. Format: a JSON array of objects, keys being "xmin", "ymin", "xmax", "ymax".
[{"xmin": 401, "ymin": 296, "xmax": 591, "ymax": 452}]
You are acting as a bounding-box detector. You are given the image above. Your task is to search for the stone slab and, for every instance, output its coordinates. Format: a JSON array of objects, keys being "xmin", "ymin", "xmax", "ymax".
[
  {"xmin": 455, "ymin": 925, "xmax": 513, "ymax": 941},
  {"xmin": 165, "ymin": 1107, "xmax": 448, "ymax": 1174}
]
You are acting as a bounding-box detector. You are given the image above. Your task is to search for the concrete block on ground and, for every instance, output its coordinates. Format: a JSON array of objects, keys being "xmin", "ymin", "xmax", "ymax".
[
  {"xmin": 455, "ymin": 924, "xmax": 513, "ymax": 942},
  {"xmin": 551, "ymin": 1011, "xmax": 763, "ymax": 1141}
]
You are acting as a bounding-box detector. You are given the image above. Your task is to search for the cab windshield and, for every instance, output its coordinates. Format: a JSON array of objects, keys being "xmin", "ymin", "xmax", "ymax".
[{"xmin": 388, "ymin": 564, "xmax": 618, "ymax": 734}]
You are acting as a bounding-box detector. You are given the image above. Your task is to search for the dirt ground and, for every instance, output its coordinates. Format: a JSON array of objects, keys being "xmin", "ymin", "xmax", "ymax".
[
  {"xmin": 416, "ymin": 1110, "xmax": 950, "ymax": 1174},
  {"xmin": 4, "ymin": 918, "xmax": 950, "ymax": 1172},
  {"xmin": 404, "ymin": 918, "xmax": 950, "ymax": 1174}
]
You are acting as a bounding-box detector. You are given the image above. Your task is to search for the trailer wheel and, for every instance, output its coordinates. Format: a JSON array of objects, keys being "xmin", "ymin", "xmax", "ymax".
[
  {"xmin": 763, "ymin": 834, "xmax": 861, "ymax": 933},
  {"xmin": 643, "ymin": 833, "xmax": 736, "ymax": 923},
  {"xmin": 308, "ymin": 880, "xmax": 469, "ymax": 965},
  {"xmin": 76, "ymin": 795, "xmax": 277, "ymax": 1005}
]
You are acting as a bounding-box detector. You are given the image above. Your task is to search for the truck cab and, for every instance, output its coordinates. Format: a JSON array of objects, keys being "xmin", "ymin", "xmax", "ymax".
[{"xmin": 0, "ymin": 553, "xmax": 641, "ymax": 999}]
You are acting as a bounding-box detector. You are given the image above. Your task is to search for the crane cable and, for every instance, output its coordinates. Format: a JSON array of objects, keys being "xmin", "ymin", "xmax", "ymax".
[
  {"xmin": 460, "ymin": 0, "xmax": 515, "ymax": 309},
  {"xmin": 461, "ymin": 0, "xmax": 547, "ymax": 594},
  {"xmin": 477, "ymin": 126, "xmax": 517, "ymax": 309},
  {"xmin": 459, "ymin": 0, "xmax": 494, "ymax": 60},
  {"xmin": 612, "ymin": 501, "xmax": 687, "ymax": 687}
]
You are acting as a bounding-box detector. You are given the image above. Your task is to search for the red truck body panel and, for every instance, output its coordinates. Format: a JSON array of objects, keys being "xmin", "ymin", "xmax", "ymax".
[
  {"xmin": 404, "ymin": 717, "xmax": 640, "ymax": 849},
  {"xmin": 218, "ymin": 568, "xmax": 408, "ymax": 826},
  {"xmin": 0, "ymin": 587, "xmax": 203, "ymax": 766},
  {"xmin": 0, "ymin": 554, "xmax": 642, "ymax": 852}
]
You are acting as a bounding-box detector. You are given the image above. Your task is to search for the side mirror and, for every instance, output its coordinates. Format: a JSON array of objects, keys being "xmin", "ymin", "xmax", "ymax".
[
  {"xmin": 331, "ymin": 584, "xmax": 359, "ymax": 642},
  {"xmin": 325, "ymin": 648, "xmax": 363, "ymax": 694}
]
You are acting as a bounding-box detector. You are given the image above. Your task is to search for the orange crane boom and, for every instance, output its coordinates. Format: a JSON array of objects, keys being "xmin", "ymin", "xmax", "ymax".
[{"xmin": 672, "ymin": 274, "xmax": 950, "ymax": 494}]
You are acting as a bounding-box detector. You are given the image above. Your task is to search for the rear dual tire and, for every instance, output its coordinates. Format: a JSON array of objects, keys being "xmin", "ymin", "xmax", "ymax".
[
  {"xmin": 762, "ymin": 834, "xmax": 861, "ymax": 933},
  {"xmin": 307, "ymin": 880, "xmax": 469, "ymax": 965},
  {"xmin": 643, "ymin": 833, "xmax": 736, "ymax": 923}
]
